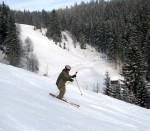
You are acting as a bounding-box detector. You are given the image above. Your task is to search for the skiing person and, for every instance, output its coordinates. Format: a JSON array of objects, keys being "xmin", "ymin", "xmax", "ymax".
[{"xmin": 56, "ymin": 65, "xmax": 76, "ymax": 99}]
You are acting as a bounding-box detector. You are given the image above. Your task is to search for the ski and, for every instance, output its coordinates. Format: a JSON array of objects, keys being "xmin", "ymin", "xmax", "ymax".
[{"xmin": 49, "ymin": 93, "xmax": 80, "ymax": 108}]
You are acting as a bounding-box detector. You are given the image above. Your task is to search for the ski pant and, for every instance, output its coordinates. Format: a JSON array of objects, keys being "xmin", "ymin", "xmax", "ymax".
[{"xmin": 57, "ymin": 85, "xmax": 66, "ymax": 99}]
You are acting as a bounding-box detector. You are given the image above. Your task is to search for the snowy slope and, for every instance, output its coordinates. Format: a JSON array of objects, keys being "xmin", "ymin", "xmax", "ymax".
[
  {"xmin": 0, "ymin": 24, "xmax": 150, "ymax": 131},
  {"xmin": 0, "ymin": 63, "xmax": 150, "ymax": 131},
  {"xmin": 19, "ymin": 24, "xmax": 122, "ymax": 91}
]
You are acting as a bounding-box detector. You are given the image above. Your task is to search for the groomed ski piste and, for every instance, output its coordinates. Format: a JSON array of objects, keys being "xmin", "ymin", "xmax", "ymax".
[{"xmin": 0, "ymin": 24, "xmax": 150, "ymax": 131}]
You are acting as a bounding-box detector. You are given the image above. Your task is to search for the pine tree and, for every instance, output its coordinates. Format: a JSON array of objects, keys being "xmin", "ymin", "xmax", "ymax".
[
  {"xmin": 122, "ymin": 40, "xmax": 147, "ymax": 94},
  {"xmin": 145, "ymin": 83, "xmax": 150, "ymax": 108},
  {"xmin": 79, "ymin": 34, "xmax": 86, "ymax": 49},
  {"xmin": 122, "ymin": 87, "xmax": 137, "ymax": 104},
  {"xmin": 4, "ymin": 12, "xmax": 21, "ymax": 66},
  {"xmin": 32, "ymin": 11, "xmax": 42, "ymax": 29},
  {"xmin": 115, "ymin": 83, "xmax": 121, "ymax": 99},
  {"xmin": 46, "ymin": 10, "xmax": 61, "ymax": 43},
  {"xmin": 144, "ymin": 29, "xmax": 150, "ymax": 82},
  {"xmin": 0, "ymin": 2, "xmax": 9, "ymax": 43},
  {"xmin": 136, "ymin": 78, "xmax": 149, "ymax": 107},
  {"xmin": 0, "ymin": 33, "xmax": 3, "ymax": 52},
  {"xmin": 122, "ymin": 87, "xmax": 129, "ymax": 102},
  {"xmin": 0, "ymin": 3, "xmax": 21, "ymax": 66},
  {"xmin": 42, "ymin": 9, "xmax": 50, "ymax": 27},
  {"xmin": 0, "ymin": 6, "xmax": 2, "ymax": 46},
  {"xmin": 104, "ymin": 71, "xmax": 111, "ymax": 96},
  {"xmin": 60, "ymin": 14, "xmax": 67, "ymax": 31},
  {"xmin": 63, "ymin": 43, "xmax": 66, "ymax": 49},
  {"xmin": 0, "ymin": 14, "xmax": 2, "ymax": 48},
  {"xmin": 122, "ymin": 39, "xmax": 147, "ymax": 107}
]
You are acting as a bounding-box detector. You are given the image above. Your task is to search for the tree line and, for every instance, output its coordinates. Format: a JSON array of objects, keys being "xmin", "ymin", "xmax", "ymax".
[
  {"xmin": 0, "ymin": 2, "xmax": 21, "ymax": 66},
  {"xmin": 0, "ymin": 2, "xmax": 39, "ymax": 72}
]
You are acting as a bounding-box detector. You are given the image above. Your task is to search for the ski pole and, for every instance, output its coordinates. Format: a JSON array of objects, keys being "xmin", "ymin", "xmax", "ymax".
[{"xmin": 75, "ymin": 72, "xmax": 83, "ymax": 95}]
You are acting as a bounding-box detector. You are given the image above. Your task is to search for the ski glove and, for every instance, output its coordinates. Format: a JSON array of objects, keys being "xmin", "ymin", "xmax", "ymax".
[
  {"xmin": 70, "ymin": 79, "xmax": 74, "ymax": 82},
  {"xmin": 72, "ymin": 75, "xmax": 76, "ymax": 78}
]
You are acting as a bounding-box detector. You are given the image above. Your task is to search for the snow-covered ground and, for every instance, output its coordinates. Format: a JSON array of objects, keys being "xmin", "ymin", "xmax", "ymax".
[
  {"xmin": 19, "ymin": 24, "xmax": 122, "ymax": 92},
  {"xmin": 0, "ymin": 63, "xmax": 150, "ymax": 131},
  {"xmin": 0, "ymin": 24, "xmax": 149, "ymax": 131}
]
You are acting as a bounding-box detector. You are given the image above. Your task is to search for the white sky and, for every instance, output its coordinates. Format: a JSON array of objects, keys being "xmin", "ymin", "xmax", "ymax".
[{"xmin": 1, "ymin": 0, "xmax": 93, "ymax": 11}]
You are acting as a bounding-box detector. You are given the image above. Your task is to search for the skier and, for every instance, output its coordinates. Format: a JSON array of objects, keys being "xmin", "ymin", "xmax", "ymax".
[{"xmin": 56, "ymin": 65, "xmax": 76, "ymax": 99}]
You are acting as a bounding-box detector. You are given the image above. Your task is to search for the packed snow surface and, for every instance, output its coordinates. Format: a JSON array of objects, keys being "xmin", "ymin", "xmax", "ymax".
[{"xmin": 0, "ymin": 63, "xmax": 150, "ymax": 131}]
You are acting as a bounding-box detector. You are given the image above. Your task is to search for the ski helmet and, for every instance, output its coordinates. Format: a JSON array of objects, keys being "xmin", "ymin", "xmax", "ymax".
[{"xmin": 65, "ymin": 65, "xmax": 71, "ymax": 70}]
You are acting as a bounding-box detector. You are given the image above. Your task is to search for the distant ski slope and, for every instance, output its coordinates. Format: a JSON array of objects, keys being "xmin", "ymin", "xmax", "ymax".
[{"xmin": 20, "ymin": 24, "xmax": 122, "ymax": 91}]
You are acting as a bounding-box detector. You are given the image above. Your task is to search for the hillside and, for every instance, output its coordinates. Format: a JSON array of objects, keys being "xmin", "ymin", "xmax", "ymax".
[
  {"xmin": 0, "ymin": 63, "xmax": 150, "ymax": 131},
  {"xmin": 0, "ymin": 24, "xmax": 150, "ymax": 131},
  {"xmin": 20, "ymin": 24, "xmax": 122, "ymax": 91}
]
